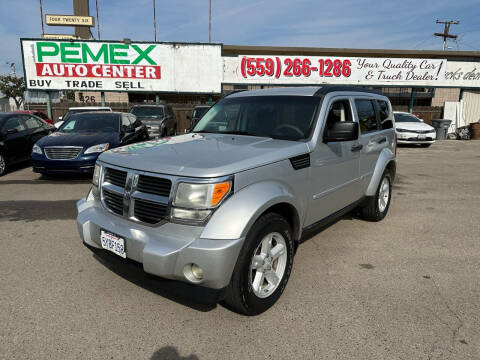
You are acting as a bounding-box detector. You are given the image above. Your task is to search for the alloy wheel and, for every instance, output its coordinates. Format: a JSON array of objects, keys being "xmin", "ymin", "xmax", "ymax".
[{"xmin": 249, "ymin": 232, "xmax": 288, "ymax": 298}]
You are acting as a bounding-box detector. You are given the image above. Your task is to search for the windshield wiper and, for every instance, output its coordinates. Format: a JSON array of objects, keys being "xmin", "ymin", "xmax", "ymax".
[{"xmin": 218, "ymin": 131, "xmax": 257, "ymax": 136}]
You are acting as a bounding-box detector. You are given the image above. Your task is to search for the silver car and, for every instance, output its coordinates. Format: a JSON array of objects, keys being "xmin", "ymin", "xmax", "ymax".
[{"xmin": 77, "ymin": 86, "xmax": 396, "ymax": 315}]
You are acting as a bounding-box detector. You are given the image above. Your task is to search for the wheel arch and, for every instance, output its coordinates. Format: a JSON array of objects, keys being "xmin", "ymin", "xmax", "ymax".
[
  {"xmin": 365, "ymin": 148, "xmax": 396, "ymax": 196},
  {"xmin": 200, "ymin": 181, "xmax": 303, "ymax": 242}
]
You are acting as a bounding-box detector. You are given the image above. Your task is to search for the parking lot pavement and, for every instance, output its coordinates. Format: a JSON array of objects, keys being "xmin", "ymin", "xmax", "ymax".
[{"xmin": 0, "ymin": 141, "xmax": 479, "ymax": 360}]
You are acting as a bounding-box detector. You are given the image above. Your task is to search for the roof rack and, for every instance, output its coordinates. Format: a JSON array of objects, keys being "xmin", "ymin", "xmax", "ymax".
[{"xmin": 313, "ymin": 86, "xmax": 383, "ymax": 96}]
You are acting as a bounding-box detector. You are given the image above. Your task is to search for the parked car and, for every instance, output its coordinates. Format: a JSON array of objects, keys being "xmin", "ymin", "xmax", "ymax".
[
  {"xmin": 130, "ymin": 104, "xmax": 176, "ymax": 138},
  {"xmin": 0, "ymin": 112, "xmax": 54, "ymax": 175},
  {"xmin": 11, "ymin": 110, "xmax": 54, "ymax": 125},
  {"xmin": 187, "ymin": 105, "xmax": 210, "ymax": 131},
  {"xmin": 77, "ymin": 86, "xmax": 396, "ymax": 315},
  {"xmin": 32, "ymin": 112, "xmax": 148, "ymax": 175},
  {"xmin": 393, "ymin": 111, "xmax": 436, "ymax": 146},
  {"xmin": 56, "ymin": 106, "xmax": 112, "ymax": 128}
]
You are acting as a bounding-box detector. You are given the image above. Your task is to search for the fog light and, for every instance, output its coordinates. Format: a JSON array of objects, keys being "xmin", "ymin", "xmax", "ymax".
[
  {"xmin": 191, "ymin": 264, "xmax": 204, "ymax": 280},
  {"xmin": 184, "ymin": 263, "xmax": 204, "ymax": 282}
]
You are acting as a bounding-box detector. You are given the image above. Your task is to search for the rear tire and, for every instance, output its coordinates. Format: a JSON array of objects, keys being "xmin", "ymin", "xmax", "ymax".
[
  {"xmin": 223, "ymin": 213, "xmax": 295, "ymax": 315},
  {"xmin": 0, "ymin": 153, "xmax": 6, "ymax": 176},
  {"xmin": 360, "ymin": 169, "xmax": 392, "ymax": 221}
]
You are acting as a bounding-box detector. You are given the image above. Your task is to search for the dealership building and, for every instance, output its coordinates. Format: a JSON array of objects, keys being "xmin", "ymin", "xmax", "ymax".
[{"xmin": 21, "ymin": 39, "xmax": 480, "ymax": 130}]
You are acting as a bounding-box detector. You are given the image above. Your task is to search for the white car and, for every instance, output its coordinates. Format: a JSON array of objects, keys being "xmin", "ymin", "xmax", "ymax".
[
  {"xmin": 394, "ymin": 111, "xmax": 436, "ymax": 147},
  {"xmin": 55, "ymin": 106, "xmax": 113, "ymax": 128}
]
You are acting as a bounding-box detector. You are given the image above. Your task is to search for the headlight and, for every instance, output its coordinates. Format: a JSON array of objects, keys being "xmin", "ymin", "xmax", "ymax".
[
  {"xmin": 172, "ymin": 180, "xmax": 232, "ymax": 222},
  {"xmin": 85, "ymin": 143, "xmax": 109, "ymax": 154},
  {"xmin": 395, "ymin": 128, "xmax": 409, "ymax": 133},
  {"xmin": 92, "ymin": 164, "xmax": 101, "ymax": 187},
  {"xmin": 32, "ymin": 144, "xmax": 42, "ymax": 155}
]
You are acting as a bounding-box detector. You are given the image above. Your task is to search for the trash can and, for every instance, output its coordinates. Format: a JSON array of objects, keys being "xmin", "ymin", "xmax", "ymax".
[
  {"xmin": 431, "ymin": 119, "xmax": 452, "ymax": 140},
  {"xmin": 470, "ymin": 122, "xmax": 480, "ymax": 140}
]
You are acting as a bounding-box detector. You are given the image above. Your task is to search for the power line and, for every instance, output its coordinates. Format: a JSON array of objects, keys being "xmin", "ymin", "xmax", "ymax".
[{"xmin": 434, "ymin": 19, "xmax": 459, "ymax": 51}]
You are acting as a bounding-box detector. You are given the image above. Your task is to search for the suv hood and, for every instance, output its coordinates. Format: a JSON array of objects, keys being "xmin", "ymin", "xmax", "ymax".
[{"xmin": 99, "ymin": 133, "xmax": 310, "ymax": 177}]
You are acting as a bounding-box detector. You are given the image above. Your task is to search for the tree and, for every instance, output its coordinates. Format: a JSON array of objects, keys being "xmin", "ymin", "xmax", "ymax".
[{"xmin": 0, "ymin": 75, "xmax": 25, "ymax": 109}]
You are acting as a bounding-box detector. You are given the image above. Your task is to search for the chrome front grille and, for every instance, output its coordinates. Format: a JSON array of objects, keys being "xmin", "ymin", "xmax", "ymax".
[
  {"xmin": 100, "ymin": 166, "xmax": 172, "ymax": 225},
  {"xmin": 413, "ymin": 129, "xmax": 433, "ymax": 134},
  {"xmin": 44, "ymin": 146, "xmax": 82, "ymax": 160},
  {"xmin": 104, "ymin": 168, "xmax": 127, "ymax": 187},
  {"xmin": 137, "ymin": 175, "xmax": 171, "ymax": 197},
  {"xmin": 103, "ymin": 188, "xmax": 124, "ymax": 215},
  {"xmin": 134, "ymin": 199, "xmax": 169, "ymax": 224}
]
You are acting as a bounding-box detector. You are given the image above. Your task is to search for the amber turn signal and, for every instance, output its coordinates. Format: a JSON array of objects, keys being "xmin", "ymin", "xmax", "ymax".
[{"xmin": 211, "ymin": 182, "xmax": 231, "ymax": 206}]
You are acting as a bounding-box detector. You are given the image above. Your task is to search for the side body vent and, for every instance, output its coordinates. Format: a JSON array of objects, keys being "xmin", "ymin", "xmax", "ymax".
[{"xmin": 289, "ymin": 153, "xmax": 310, "ymax": 170}]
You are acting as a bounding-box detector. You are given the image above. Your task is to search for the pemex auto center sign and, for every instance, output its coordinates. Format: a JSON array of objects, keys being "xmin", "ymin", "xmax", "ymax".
[
  {"xmin": 21, "ymin": 39, "xmax": 223, "ymax": 93},
  {"xmin": 21, "ymin": 38, "xmax": 480, "ymax": 92}
]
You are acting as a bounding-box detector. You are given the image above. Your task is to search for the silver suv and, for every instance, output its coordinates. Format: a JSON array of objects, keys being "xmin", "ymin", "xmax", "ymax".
[{"xmin": 77, "ymin": 86, "xmax": 396, "ymax": 315}]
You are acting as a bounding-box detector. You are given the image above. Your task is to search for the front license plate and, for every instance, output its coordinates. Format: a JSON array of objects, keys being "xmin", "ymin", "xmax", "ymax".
[
  {"xmin": 100, "ymin": 230, "xmax": 126, "ymax": 258},
  {"xmin": 418, "ymin": 134, "xmax": 427, "ymax": 139}
]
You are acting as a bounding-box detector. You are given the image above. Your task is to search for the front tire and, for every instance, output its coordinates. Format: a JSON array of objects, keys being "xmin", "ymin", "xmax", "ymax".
[
  {"xmin": 223, "ymin": 213, "xmax": 295, "ymax": 315},
  {"xmin": 0, "ymin": 153, "xmax": 6, "ymax": 176},
  {"xmin": 360, "ymin": 169, "xmax": 392, "ymax": 221}
]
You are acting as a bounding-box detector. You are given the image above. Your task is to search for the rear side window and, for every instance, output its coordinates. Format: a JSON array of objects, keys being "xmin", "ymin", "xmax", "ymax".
[
  {"xmin": 355, "ymin": 99, "xmax": 378, "ymax": 133},
  {"xmin": 376, "ymin": 100, "xmax": 393, "ymax": 129},
  {"xmin": 23, "ymin": 116, "xmax": 42, "ymax": 129}
]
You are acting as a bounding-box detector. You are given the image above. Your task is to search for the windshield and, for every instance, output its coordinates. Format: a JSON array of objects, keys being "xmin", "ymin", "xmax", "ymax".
[
  {"xmin": 193, "ymin": 96, "xmax": 320, "ymax": 141},
  {"xmin": 394, "ymin": 113, "xmax": 422, "ymax": 123},
  {"xmin": 130, "ymin": 107, "xmax": 164, "ymax": 118},
  {"xmin": 59, "ymin": 113, "xmax": 120, "ymax": 133},
  {"xmin": 63, "ymin": 108, "xmax": 110, "ymax": 122},
  {"xmin": 193, "ymin": 107, "xmax": 209, "ymax": 119}
]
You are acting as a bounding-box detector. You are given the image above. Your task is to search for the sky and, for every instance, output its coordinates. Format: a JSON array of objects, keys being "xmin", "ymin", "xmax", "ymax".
[{"xmin": 1, "ymin": 0, "xmax": 479, "ymax": 75}]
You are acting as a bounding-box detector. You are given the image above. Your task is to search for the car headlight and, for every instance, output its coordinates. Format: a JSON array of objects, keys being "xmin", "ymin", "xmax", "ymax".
[
  {"xmin": 395, "ymin": 128, "xmax": 409, "ymax": 133},
  {"xmin": 172, "ymin": 180, "xmax": 232, "ymax": 222},
  {"xmin": 85, "ymin": 143, "xmax": 109, "ymax": 154},
  {"xmin": 92, "ymin": 163, "xmax": 101, "ymax": 187},
  {"xmin": 32, "ymin": 144, "xmax": 42, "ymax": 155}
]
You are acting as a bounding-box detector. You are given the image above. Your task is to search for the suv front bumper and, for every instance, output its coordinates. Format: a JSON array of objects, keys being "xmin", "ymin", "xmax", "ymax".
[{"xmin": 76, "ymin": 196, "xmax": 244, "ymax": 289}]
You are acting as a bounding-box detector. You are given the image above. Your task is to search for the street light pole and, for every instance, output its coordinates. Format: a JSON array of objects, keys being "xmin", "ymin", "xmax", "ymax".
[
  {"xmin": 95, "ymin": 0, "xmax": 101, "ymax": 40},
  {"xmin": 39, "ymin": 0, "xmax": 45, "ymax": 37},
  {"xmin": 153, "ymin": 0, "xmax": 157, "ymax": 42},
  {"xmin": 208, "ymin": 0, "xmax": 211, "ymax": 42}
]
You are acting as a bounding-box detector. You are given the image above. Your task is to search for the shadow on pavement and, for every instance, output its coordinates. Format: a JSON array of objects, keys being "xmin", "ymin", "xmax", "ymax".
[
  {"xmin": 89, "ymin": 244, "xmax": 220, "ymax": 313},
  {"xmin": 151, "ymin": 346, "xmax": 199, "ymax": 360},
  {"xmin": 0, "ymin": 199, "xmax": 78, "ymax": 221},
  {"xmin": 0, "ymin": 172, "xmax": 92, "ymax": 185}
]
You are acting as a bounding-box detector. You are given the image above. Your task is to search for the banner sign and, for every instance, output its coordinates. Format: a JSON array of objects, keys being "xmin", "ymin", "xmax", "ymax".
[
  {"xmin": 223, "ymin": 55, "xmax": 449, "ymax": 86},
  {"xmin": 21, "ymin": 39, "xmax": 223, "ymax": 93},
  {"xmin": 21, "ymin": 39, "xmax": 480, "ymax": 92}
]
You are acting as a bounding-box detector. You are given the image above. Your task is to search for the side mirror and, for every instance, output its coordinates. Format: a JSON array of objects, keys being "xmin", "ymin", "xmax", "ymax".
[
  {"xmin": 186, "ymin": 115, "xmax": 191, "ymax": 120},
  {"xmin": 324, "ymin": 121, "xmax": 359, "ymax": 142}
]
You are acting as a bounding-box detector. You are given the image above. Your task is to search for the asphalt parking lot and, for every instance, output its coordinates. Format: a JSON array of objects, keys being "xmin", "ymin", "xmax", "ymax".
[{"xmin": 0, "ymin": 141, "xmax": 479, "ymax": 360}]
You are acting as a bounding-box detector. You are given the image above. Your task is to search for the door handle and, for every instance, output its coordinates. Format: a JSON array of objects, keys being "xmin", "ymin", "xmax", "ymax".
[
  {"xmin": 351, "ymin": 144, "xmax": 363, "ymax": 152},
  {"xmin": 376, "ymin": 137, "xmax": 387, "ymax": 144}
]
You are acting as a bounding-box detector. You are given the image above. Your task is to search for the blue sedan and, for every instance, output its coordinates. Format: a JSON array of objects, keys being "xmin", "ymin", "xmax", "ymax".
[{"xmin": 32, "ymin": 111, "xmax": 149, "ymax": 174}]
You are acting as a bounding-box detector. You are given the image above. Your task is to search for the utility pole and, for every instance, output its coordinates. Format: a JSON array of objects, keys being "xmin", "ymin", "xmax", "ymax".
[
  {"xmin": 434, "ymin": 20, "xmax": 459, "ymax": 51},
  {"xmin": 39, "ymin": 0, "xmax": 45, "ymax": 37},
  {"xmin": 208, "ymin": 0, "xmax": 211, "ymax": 43},
  {"xmin": 95, "ymin": 0, "xmax": 101, "ymax": 39},
  {"xmin": 153, "ymin": 0, "xmax": 157, "ymax": 42}
]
